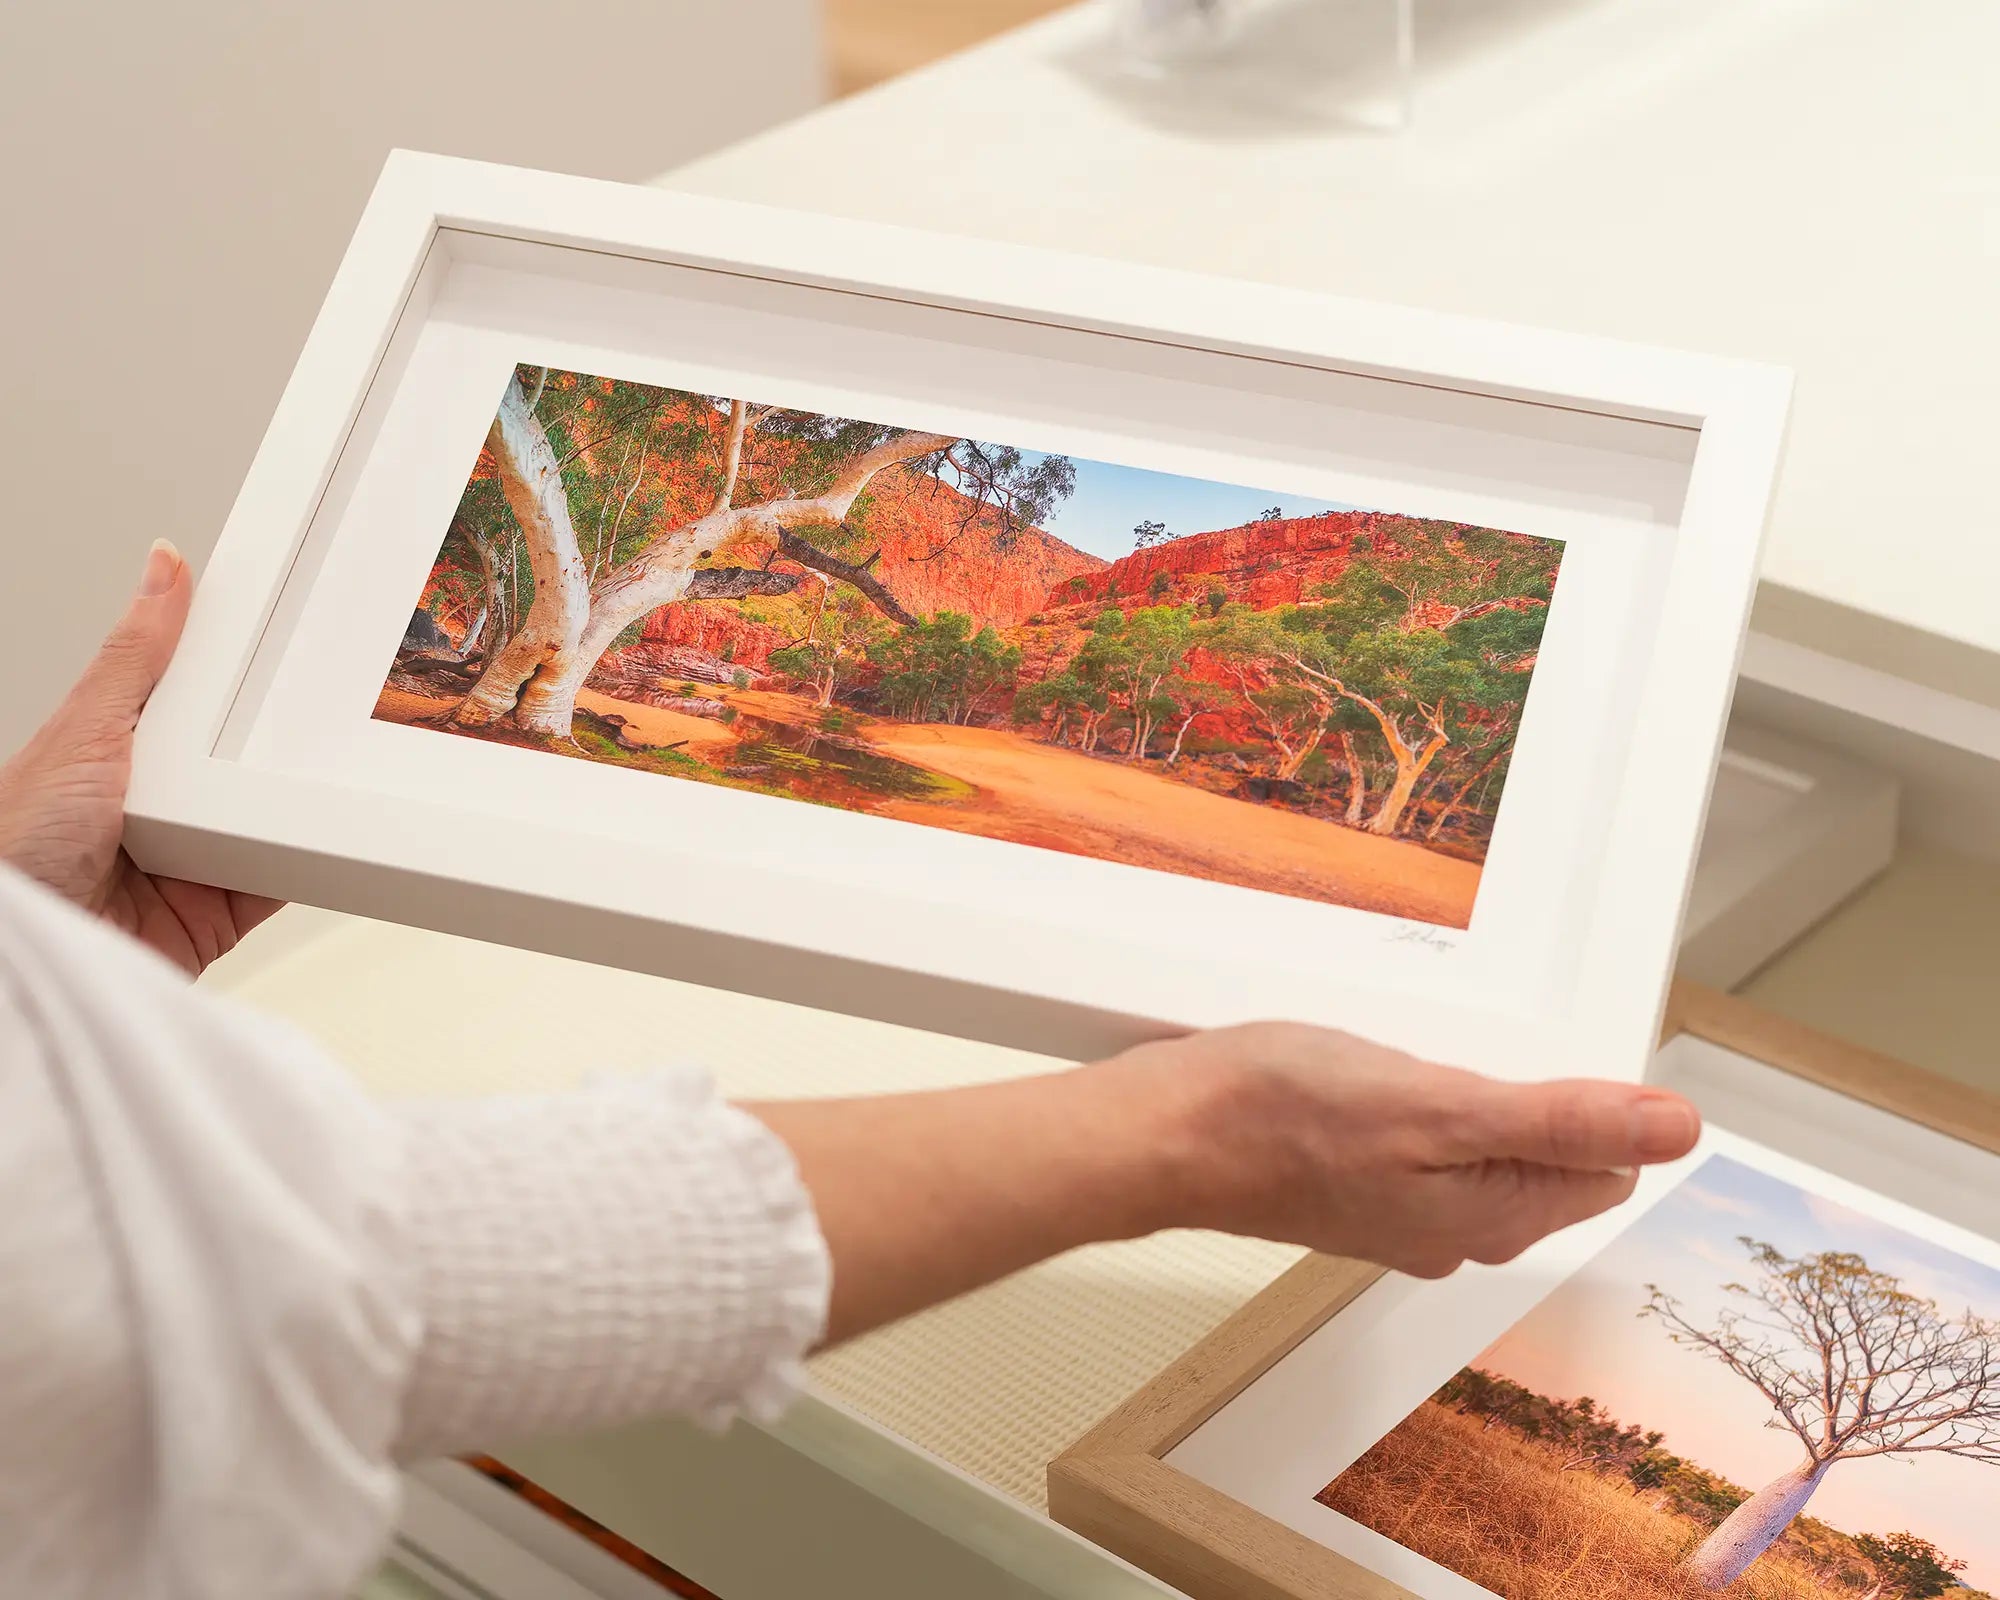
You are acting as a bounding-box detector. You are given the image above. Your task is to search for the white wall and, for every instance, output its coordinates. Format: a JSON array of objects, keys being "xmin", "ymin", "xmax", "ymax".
[{"xmin": 0, "ymin": 1, "xmax": 823, "ymax": 754}]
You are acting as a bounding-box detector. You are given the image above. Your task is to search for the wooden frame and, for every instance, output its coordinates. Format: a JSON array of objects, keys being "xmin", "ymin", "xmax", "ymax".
[
  {"xmin": 126, "ymin": 149, "xmax": 1789, "ymax": 1072},
  {"xmin": 1047, "ymin": 984, "xmax": 2000, "ymax": 1600}
]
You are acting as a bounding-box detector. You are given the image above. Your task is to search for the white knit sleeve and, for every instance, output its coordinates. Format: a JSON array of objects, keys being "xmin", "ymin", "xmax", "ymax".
[
  {"xmin": 0, "ymin": 865, "xmax": 830, "ymax": 1600},
  {"xmin": 391, "ymin": 1067, "xmax": 831, "ymax": 1460}
]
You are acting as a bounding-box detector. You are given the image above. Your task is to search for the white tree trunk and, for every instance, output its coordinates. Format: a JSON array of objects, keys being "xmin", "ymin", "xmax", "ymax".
[
  {"xmin": 1275, "ymin": 728, "xmax": 1325, "ymax": 783},
  {"xmin": 1367, "ymin": 730, "xmax": 1448, "ymax": 835},
  {"xmin": 455, "ymin": 374, "xmax": 591, "ymax": 735},
  {"xmin": 1426, "ymin": 744, "xmax": 1504, "ymax": 842},
  {"xmin": 1684, "ymin": 1459, "xmax": 1829, "ymax": 1591},
  {"xmin": 519, "ymin": 428, "xmax": 956, "ymax": 733},
  {"xmin": 1340, "ymin": 731, "xmax": 1368, "ymax": 825}
]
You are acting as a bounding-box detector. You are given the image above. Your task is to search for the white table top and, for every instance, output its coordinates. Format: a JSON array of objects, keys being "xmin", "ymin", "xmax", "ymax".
[{"xmin": 657, "ymin": 0, "xmax": 2000, "ymax": 704}]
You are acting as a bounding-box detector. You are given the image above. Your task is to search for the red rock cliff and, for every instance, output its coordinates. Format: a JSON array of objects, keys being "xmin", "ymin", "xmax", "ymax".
[{"xmin": 1040, "ymin": 511, "xmax": 1406, "ymax": 615}]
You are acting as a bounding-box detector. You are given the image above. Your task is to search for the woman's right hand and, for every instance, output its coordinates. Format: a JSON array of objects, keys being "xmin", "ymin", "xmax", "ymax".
[
  {"xmin": 1106, "ymin": 1022, "xmax": 1701, "ymax": 1279},
  {"xmin": 752, "ymin": 1020, "xmax": 1700, "ymax": 1344}
]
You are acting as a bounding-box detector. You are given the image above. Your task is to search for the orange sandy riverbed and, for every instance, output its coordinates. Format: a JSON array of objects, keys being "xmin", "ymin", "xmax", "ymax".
[
  {"xmin": 374, "ymin": 684, "xmax": 1479, "ymax": 926},
  {"xmin": 865, "ymin": 720, "xmax": 1478, "ymax": 926}
]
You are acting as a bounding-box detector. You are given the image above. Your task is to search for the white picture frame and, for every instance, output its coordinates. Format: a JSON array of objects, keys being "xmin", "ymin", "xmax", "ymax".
[{"xmin": 127, "ymin": 150, "xmax": 1790, "ymax": 1076}]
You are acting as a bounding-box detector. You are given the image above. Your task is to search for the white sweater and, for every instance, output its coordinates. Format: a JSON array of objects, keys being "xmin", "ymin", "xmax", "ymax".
[{"xmin": 0, "ymin": 865, "xmax": 831, "ymax": 1599}]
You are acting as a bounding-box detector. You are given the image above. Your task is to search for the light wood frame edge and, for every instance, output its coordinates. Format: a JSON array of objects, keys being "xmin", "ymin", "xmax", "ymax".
[{"xmin": 1048, "ymin": 982, "xmax": 2000, "ymax": 1600}]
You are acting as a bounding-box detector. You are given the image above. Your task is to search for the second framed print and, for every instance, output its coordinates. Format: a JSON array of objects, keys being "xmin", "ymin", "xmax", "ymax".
[{"xmin": 1049, "ymin": 989, "xmax": 2000, "ymax": 1600}]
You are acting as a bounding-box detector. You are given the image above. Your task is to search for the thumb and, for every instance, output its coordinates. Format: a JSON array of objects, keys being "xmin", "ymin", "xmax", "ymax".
[
  {"xmin": 1466, "ymin": 1078, "xmax": 1701, "ymax": 1173},
  {"xmin": 71, "ymin": 540, "xmax": 193, "ymax": 732}
]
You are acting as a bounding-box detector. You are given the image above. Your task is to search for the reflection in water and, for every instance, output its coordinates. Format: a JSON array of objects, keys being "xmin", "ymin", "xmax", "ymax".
[{"xmin": 721, "ymin": 714, "xmax": 967, "ymax": 805}]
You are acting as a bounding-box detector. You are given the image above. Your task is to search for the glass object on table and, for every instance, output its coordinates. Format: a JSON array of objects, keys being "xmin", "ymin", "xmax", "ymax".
[
  {"xmin": 1115, "ymin": 0, "xmax": 1244, "ymax": 65},
  {"xmin": 1108, "ymin": 0, "xmax": 1417, "ymax": 131}
]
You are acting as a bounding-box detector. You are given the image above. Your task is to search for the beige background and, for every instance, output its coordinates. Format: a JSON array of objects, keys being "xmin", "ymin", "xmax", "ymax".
[{"xmin": 0, "ymin": 1, "xmax": 823, "ymax": 756}]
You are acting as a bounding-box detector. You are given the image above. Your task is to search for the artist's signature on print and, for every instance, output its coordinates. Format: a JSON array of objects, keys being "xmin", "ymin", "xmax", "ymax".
[{"xmin": 1385, "ymin": 923, "xmax": 1458, "ymax": 953}]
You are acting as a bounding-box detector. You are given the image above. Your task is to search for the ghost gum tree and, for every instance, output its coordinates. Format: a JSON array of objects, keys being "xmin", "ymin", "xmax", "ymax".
[
  {"xmin": 453, "ymin": 371, "xmax": 591, "ymax": 733},
  {"xmin": 1200, "ymin": 525, "xmax": 1551, "ymax": 830},
  {"xmin": 1644, "ymin": 1241, "xmax": 2000, "ymax": 1592},
  {"xmin": 448, "ymin": 364, "xmax": 1073, "ymax": 734}
]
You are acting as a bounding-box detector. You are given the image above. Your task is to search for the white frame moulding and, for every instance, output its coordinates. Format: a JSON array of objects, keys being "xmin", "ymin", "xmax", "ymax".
[{"xmin": 128, "ymin": 150, "xmax": 1791, "ymax": 1074}]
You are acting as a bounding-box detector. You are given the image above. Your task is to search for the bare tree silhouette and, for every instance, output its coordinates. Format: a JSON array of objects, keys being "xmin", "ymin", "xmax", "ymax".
[{"xmin": 1645, "ymin": 1241, "xmax": 2000, "ymax": 1590}]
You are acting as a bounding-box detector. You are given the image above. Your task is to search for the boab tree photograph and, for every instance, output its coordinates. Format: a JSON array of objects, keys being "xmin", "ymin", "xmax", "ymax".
[
  {"xmin": 1319, "ymin": 1155, "xmax": 2000, "ymax": 1600},
  {"xmin": 377, "ymin": 362, "xmax": 1567, "ymax": 927}
]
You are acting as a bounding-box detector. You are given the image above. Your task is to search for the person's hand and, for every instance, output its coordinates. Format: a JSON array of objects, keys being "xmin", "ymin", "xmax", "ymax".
[
  {"xmin": 1110, "ymin": 1021, "xmax": 1701, "ymax": 1278},
  {"xmin": 0, "ymin": 540, "xmax": 281, "ymax": 974},
  {"xmin": 755, "ymin": 1019, "xmax": 1702, "ymax": 1343}
]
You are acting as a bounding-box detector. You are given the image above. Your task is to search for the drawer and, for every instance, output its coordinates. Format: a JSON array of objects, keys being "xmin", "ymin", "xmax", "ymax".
[
  {"xmin": 1724, "ymin": 643, "xmax": 2000, "ymax": 1098},
  {"xmin": 1678, "ymin": 720, "xmax": 1898, "ymax": 990},
  {"xmin": 206, "ymin": 676, "xmax": 2000, "ymax": 1598}
]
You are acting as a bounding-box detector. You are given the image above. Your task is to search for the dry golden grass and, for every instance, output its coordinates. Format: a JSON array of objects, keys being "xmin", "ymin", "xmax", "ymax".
[{"xmin": 1320, "ymin": 1404, "xmax": 1858, "ymax": 1600}]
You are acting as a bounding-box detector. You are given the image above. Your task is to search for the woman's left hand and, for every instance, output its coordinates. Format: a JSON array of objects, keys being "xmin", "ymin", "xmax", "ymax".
[{"xmin": 0, "ymin": 540, "xmax": 281, "ymax": 974}]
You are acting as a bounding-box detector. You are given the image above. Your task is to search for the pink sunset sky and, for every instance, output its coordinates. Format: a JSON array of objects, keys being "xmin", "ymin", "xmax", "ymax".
[{"xmin": 1471, "ymin": 1155, "xmax": 2000, "ymax": 1591}]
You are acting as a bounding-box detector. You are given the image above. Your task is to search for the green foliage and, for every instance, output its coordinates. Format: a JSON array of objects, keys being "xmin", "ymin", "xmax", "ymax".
[
  {"xmin": 568, "ymin": 725, "xmax": 712, "ymax": 778},
  {"xmin": 1853, "ymin": 1531, "xmax": 1969, "ymax": 1599},
  {"xmin": 869, "ymin": 612, "xmax": 1023, "ymax": 725},
  {"xmin": 769, "ymin": 591, "xmax": 887, "ymax": 707},
  {"xmin": 930, "ymin": 442, "xmax": 1076, "ymax": 547},
  {"xmin": 1133, "ymin": 518, "xmax": 1170, "ymax": 548},
  {"xmin": 768, "ymin": 642, "xmax": 819, "ymax": 680},
  {"xmin": 1014, "ymin": 668, "xmax": 1109, "ymax": 734},
  {"xmin": 1194, "ymin": 523, "xmax": 1555, "ymax": 830}
]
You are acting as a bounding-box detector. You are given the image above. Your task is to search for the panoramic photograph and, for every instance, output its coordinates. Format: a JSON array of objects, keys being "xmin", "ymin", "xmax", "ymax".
[
  {"xmin": 1319, "ymin": 1156, "xmax": 2000, "ymax": 1600},
  {"xmin": 377, "ymin": 363, "xmax": 1567, "ymax": 926}
]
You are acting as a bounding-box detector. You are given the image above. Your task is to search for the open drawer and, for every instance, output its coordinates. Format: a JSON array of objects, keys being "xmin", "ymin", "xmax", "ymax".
[{"xmin": 210, "ymin": 688, "xmax": 1998, "ymax": 1600}]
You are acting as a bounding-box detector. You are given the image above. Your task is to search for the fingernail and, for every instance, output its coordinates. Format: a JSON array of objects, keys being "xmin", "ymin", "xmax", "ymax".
[
  {"xmin": 1630, "ymin": 1094, "xmax": 1699, "ymax": 1161},
  {"xmin": 139, "ymin": 539, "xmax": 181, "ymax": 598},
  {"xmin": 1606, "ymin": 1166, "xmax": 1635, "ymax": 1179}
]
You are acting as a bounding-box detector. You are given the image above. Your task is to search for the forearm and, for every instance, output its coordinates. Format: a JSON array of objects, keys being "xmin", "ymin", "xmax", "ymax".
[{"xmin": 748, "ymin": 1054, "xmax": 1206, "ymax": 1345}]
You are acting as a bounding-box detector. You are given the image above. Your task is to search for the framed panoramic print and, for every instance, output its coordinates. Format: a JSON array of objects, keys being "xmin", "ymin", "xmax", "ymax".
[
  {"xmin": 1049, "ymin": 986, "xmax": 2000, "ymax": 1600},
  {"xmin": 127, "ymin": 150, "xmax": 1789, "ymax": 1074}
]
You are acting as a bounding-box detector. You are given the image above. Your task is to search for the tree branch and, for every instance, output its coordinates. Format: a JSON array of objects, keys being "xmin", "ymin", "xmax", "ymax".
[
  {"xmin": 776, "ymin": 528, "xmax": 915, "ymax": 625},
  {"xmin": 554, "ymin": 395, "xmax": 665, "ymax": 471},
  {"xmin": 684, "ymin": 566, "xmax": 805, "ymax": 601}
]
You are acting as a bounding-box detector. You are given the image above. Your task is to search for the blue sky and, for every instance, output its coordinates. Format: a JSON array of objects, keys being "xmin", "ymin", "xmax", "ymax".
[
  {"xmin": 1011, "ymin": 447, "xmax": 1361, "ymax": 560},
  {"xmin": 1476, "ymin": 1156, "xmax": 2000, "ymax": 1587}
]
